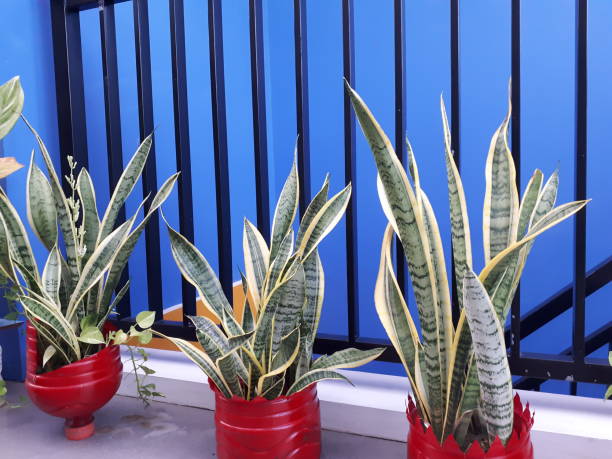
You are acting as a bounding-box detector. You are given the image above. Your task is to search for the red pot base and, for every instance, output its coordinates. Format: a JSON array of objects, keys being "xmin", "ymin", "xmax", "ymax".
[
  {"xmin": 25, "ymin": 323, "xmax": 122, "ymax": 441},
  {"xmin": 64, "ymin": 418, "xmax": 95, "ymax": 441},
  {"xmin": 210, "ymin": 380, "xmax": 321, "ymax": 459}
]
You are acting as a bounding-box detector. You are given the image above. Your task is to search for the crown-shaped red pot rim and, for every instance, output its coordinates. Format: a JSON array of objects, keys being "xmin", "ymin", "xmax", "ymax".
[{"xmin": 407, "ymin": 393, "xmax": 534, "ymax": 457}]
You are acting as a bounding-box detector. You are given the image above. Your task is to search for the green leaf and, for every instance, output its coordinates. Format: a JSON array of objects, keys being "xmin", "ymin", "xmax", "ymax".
[
  {"xmin": 26, "ymin": 153, "xmax": 57, "ymax": 250},
  {"xmin": 99, "ymin": 173, "xmax": 178, "ymax": 317},
  {"xmin": 153, "ymin": 331, "xmax": 232, "ymax": 398},
  {"xmin": 98, "ymin": 280, "xmax": 130, "ymax": 328},
  {"xmin": 270, "ymin": 157, "xmax": 299, "ymax": 261},
  {"xmin": 20, "ymin": 295, "xmax": 80, "ymax": 359},
  {"xmin": 216, "ymin": 351, "xmax": 243, "ymax": 397},
  {"xmin": 287, "ymin": 369, "xmax": 351, "ymax": 395},
  {"xmin": 0, "ymin": 190, "xmax": 39, "ymax": 284},
  {"xmin": 67, "ymin": 218, "xmax": 134, "ymax": 321},
  {"xmin": 301, "ymin": 249, "xmax": 324, "ymax": 348},
  {"xmin": 97, "ymin": 135, "xmax": 152, "ymax": 244},
  {"xmin": 311, "ymin": 347, "xmax": 383, "ymax": 371},
  {"xmin": 164, "ymin": 220, "xmax": 241, "ymax": 336},
  {"xmin": 23, "ymin": 118, "xmax": 80, "ymax": 284},
  {"xmin": 296, "ymin": 175, "xmax": 329, "ymax": 248},
  {"xmin": 462, "ymin": 269, "xmax": 513, "ymax": 444},
  {"xmin": 0, "ymin": 76, "xmax": 24, "ymax": 140},
  {"xmin": 138, "ymin": 329, "xmax": 153, "ymax": 345},
  {"xmin": 441, "ymin": 96, "xmax": 472, "ymax": 309},
  {"xmin": 347, "ymin": 83, "xmax": 444, "ymax": 438},
  {"xmin": 78, "ymin": 327, "xmax": 105, "ymax": 345},
  {"xmin": 483, "ymin": 90, "xmax": 519, "ymax": 263},
  {"xmin": 42, "ymin": 345, "xmax": 56, "ymax": 368},
  {"xmin": 528, "ymin": 170, "xmax": 558, "ymax": 229},
  {"xmin": 298, "ymin": 183, "xmax": 351, "ymax": 260},
  {"xmin": 243, "ymin": 218, "xmax": 269, "ymax": 308},
  {"xmin": 76, "ymin": 168, "xmax": 100, "ymax": 265},
  {"xmin": 265, "ymin": 228, "xmax": 294, "ymax": 298},
  {"xmin": 41, "ymin": 247, "xmax": 61, "ymax": 306},
  {"xmin": 136, "ymin": 310, "xmax": 155, "ymax": 329},
  {"xmin": 113, "ymin": 330, "xmax": 128, "ymax": 345},
  {"xmin": 516, "ymin": 169, "xmax": 543, "ymax": 240},
  {"xmin": 271, "ymin": 265, "xmax": 305, "ymax": 355}
]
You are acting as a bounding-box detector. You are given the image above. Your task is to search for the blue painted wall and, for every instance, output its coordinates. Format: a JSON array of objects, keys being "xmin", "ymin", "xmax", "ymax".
[{"xmin": 1, "ymin": 0, "xmax": 610, "ymax": 397}]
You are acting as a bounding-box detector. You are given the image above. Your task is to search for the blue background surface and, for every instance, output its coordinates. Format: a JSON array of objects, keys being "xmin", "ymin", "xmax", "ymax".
[{"xmin": 0, "ymin": 0, "xmax": 610, "ymax": 397}]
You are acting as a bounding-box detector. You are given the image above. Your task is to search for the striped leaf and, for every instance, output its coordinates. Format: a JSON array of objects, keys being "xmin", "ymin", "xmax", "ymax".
[
  {"xmin": 240, "ymin": 277, "xmax": 255, "ymax": 333},
  {"xmin": 77, "ymin": 168, "xmax": 100, "ymax": 265},
  {"xmin": 97, "ymin": 280, "xmax": 130, "ymax": 328},
  {"xmin": 529, "ymin": 170, "xmax": 558, "ymax": 229},
  {"xmin": 298, "ymin": 183, "xmax": 351, "ymax": 260},
  {"xmin": 310, "ymin": 347, "xmax": 383, "ymax": 371},
  {"xmin": 516, "ymin": 169, "xmax": 543, "ymax": 239},
  {"xmin": 0, "ymin": 189, "xmax": 39, "ymax": 283},
  {"xmin": 301, "ymin": 249, "xmax": 324, "ymax": 347},
  {"xmin": 26, "ymin": 153, "xmax": 57, "ymax": 250},
  {"xmin": 270, "ymin": 157, "xmax": 298, "ymax": 261},
  {"xmin": 262, "ymin": 376, "xmax": 285, "ymax": 400},
  {"xmin": 42, "ymin": 247, "xmax": 61, "ymax": 306},
  {"xmin": 243, "ymin": 218, "xmax": 269, "ymax": 309},
  {"xmin": 287, "ymin": 369, "xmax": 351, "ymax": 395},
  {"xmin": 20, "ymin": 295, "xmax": 80, "ymax": 360},
  {"xmin": 348, "ymin": 83, "xmax": 444, "ymax": 437},
  {"xmin": 462, "ymin": 269, "xmax": 513, "ymax": 444},
  {"xmin": 99, "ymin": 173, "xmax": 178, "ymax": 315},
  {"xmin": 296, "ymin": 175, "xmax": 329, "ymax": 248},
  {"xmin": 271, "ymin": 265, "xmax": 305, "ymax": 355},
  {"xmin": 67, "ymin": 218, "xmax": 133, "ymax": 321},
  {"xmin": 189, "ymin": 315, "xmax": 228, "ymax": 362},
  {"xmin": 0, "ymin": 76, "xmax": 24, "ymax": 140},
  {"xmin": 23, "ymin": 118, "xmax": 80, "ymax": 283},
  {"xmin": 441, "ymin": 97, "xmax": 472, "ymax": 309},
  {"xmin": 419, "ymin": 189, "xmax": 453, "ymax": 396},
  {"xmin": 0, "ymin": 215, "xmax": 17, "ymax": 282},
  {"xmin": 153, "ymin": 331, "xmax": 232, "ymax": 398},
  {"xmin": 217, "ymin": 352, "xmax": 243, "ymax": 397},
  {"xmin": 97, "ymin": 134, "xmax": 152, "ymax": 244},
  {"xmin": 164, "ymin": 221, "xmax": 241, "ymax": 337},
  {"xmin": 258, "ymin": 327, "xmax": 300, "ymax": 394},
  {"xmin": 482, "ymin": 92, "xmax": 519, "ymax": 263},
  {"xmin": 375, "ymin": 225, "xmax": 426, "ymax": 409},
  {"xmin": 31, "ymin": 320, "xmax": 72, "ymax": 365},
  {"xmin": 264, "ymin": 228, "xmax": 293, "ymax": 298}
]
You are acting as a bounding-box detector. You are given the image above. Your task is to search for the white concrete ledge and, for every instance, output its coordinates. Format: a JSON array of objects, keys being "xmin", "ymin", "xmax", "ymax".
[{"xmin": 118, "ymin": 347, "xmax": 612, "ymax": 442}]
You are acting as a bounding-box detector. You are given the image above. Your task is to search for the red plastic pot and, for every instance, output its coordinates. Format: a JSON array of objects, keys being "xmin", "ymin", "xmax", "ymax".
[
  {"xmin": 25, "ymin": 322, "xmax": 123, "ymax": 440},
  {"xmin": 211, "ymin": 380, "xmax": 321, "ymax": 459},
  {"xmin": 406, "ymin": 394, "xmax": 534, "ymax": 458}
]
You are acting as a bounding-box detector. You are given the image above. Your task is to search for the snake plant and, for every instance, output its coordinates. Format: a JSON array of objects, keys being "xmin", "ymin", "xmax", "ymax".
[
  {"xmin": 0, "ymin": 76, "xmax": 178, "ymax": 372},
  {"xmin": 156, "ymin": 158, "xmax": 384, "ymax": 400},
  {"xmin": 347, "ymin": 82, "xmax": 588, "ymax": 450}
]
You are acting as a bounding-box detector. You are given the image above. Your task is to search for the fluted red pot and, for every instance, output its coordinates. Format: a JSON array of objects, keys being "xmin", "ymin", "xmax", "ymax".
[
  {"xmin": 406, "ymin": 394, "xmax": 534, "ymax": 459},
  {"xmin": 211, "ymin": 380, "xmax": 321, "ymax": 459},
  {"xmin": 25, "ymin": 323, "xmax": 122, "ymax": 440}
]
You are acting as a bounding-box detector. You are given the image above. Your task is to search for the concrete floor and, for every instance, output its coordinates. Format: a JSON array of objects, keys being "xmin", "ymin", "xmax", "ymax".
[{"xmin": 1, "ymin": 382, "xmax": 610, "ymax": 458}]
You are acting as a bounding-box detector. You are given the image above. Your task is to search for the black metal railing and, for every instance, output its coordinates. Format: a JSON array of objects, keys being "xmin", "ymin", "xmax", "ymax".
[{"xmin": 49, "ymin": 0, "xmax": 612, "ymax": 391}]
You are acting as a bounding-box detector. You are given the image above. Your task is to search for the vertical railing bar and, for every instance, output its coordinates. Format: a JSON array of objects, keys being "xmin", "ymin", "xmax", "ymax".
[
  {"xmin": 248, "ymin": 0, "xmax": 270, "ymax": 241},
  {"xmin": 450, "ymin": 0, "xmax": 461, "ymax": 325},
  {"xmin": 169, "ymin": 0, "xmax": 197, "ymax": 321},
  {"xmin": 342, "ymin": 0, "xmax": 359, "ymax": 344},
  {"xmin": 99, "ymin": 0, "xmax": 131, "ymax": 317},
  {"xmin": 510, "ymin": 0, "xmax": 522, "ymax": 363},
  {"xmin": 50, "ymin": 0, "xmax": 89, "ymax": 182},
  {"xmin": 394, "ymin": 0, "xmax": 408, "ymax": 295},
  {"xmin": 133, "ymin": 0, "xmax": 163, "ymax": 320},
  {"xmin": 573, "ymin": 0, "xmax": 588, "ymax": 365},
  {"xmin": 294, "ymin": 0, "xmax": 311, "ymax": 216},
  {"xmin": 207, "ymin": 0, "xmax": 233, "ymax": 303}
]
